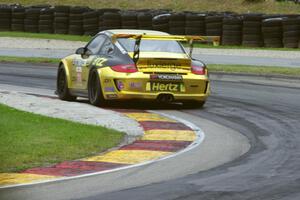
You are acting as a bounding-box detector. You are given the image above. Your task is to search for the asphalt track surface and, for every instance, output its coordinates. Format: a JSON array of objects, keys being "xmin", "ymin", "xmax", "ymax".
[
  {"xmin": 0, "ymin": 63, "xmax": 300, "ymax": 200},
  {"xmin": 1, "ymin": 48, "xmax": 300, "ymax": 67}
]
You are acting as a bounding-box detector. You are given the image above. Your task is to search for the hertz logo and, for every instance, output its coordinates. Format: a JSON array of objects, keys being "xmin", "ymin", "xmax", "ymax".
[{"xmin": 151, "ymin": 83, "xmax": 180, "ymax": 92}]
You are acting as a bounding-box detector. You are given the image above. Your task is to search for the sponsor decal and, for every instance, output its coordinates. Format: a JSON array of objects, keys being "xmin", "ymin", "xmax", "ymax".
[
  {"xmin": 150, "ymin": 74, "xmax": 183, "ymax": 81},
  {"xmin": 116, "ymin": 80, "xmax": 125, "ymax": 90},
  {"xmin": 104, "ymin": 79, "xmax": 111, "ymax": 83},
  {"xmin": 104, "ymin": 87, "xmax": 115, "ymax": 92},
  {"xmin": 73, "ymin": 59, "xmax": 86, "ymax": 68},
  {"xmin": 106, "ymin": 94, "xmax": 118, "ymax": 99},
  {"xmin": 130, "ymin": 82, "xmax": 142, "ymax": 89},
  {"xmin": 76, "ymin": 72, "xmax": 82, "ymax": 84},
  {"xmin": 146, "ymin": 63, "xmax": 181, "ymax": 68},
  {"xmin": 150, "ymin": 82, "xmax": 181, "ymax": 92},
  {"xmin": 92, "ymin": 58, "xmax": 107, "ymax": 67},
  {"xmin": 76, "ymin": 66, "xmax": 82, "ymax": 73}
]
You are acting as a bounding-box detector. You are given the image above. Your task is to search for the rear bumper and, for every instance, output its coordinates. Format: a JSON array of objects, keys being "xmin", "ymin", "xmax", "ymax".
[{"xmin": 98, "ymin": 67, "xmax": 210, "ymax": 102}]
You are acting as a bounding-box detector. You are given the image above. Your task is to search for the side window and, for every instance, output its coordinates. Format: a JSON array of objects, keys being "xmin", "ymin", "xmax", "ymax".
[
  {"xmin": 99, "ymin": 39, "xmax": 115, "ymax": 55},
  {"xmin": 86, "ymin": 35, "xmax": 106, "ymax": 54}
]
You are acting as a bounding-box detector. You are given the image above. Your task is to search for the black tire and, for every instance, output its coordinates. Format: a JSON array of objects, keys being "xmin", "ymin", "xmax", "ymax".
[
  {"xmin": 186, "ymin": 21, "xmax": 205, "ymax": 27},
  {"xmin": 242, "ymin": 40, "xmax": 263, "ymax": 47},
  {"xmin": 121, "ymin": 20, "xmax": 138, "ymax": 27},
  {"xmin": 169, "ymin": 20, "xmax": 185, "ymax": 27},
  {"xmin": 243, "ymin": 21, "xmax": 261, "ymax": 27},
  {"xmin": 57, "ymin": 65, "xmax": 76, "ymax": 101},
  {"xmin": 103, "ymin": 20, "xmax": 121, "ymax": 27},
  {"xmin": 205, "ymin": 16, "xmax": 223, "ymax": 23},
  {"xmin": 224, "ymin": 24, "xmax": 242, "ymax": 30},
  {"xmin": 243, "ymin": 13, "xmax": 262, "ymax": 21},
  {"xmin": 88, "ymin": 69, "xmax": 106, "ymax": 106},
  {"xmin": 11, "ymin": 24, "xmax": 24, "ymax": 31},
  {"xmin": 169, "ymin": 27, "xmax": 185, "ymax": 35},
  {"xmin": 185, "ymin": 27, "xmax": 205, "ymax": 35},
  {"xmin": 206, "ymin": 22, "xmax": 222, "ymax": 29}
]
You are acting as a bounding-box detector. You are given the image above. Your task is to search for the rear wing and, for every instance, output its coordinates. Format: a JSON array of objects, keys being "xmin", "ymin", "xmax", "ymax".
[{"xmin": 111, "ymin": 34, "xmax": 220, "ymax": 64}]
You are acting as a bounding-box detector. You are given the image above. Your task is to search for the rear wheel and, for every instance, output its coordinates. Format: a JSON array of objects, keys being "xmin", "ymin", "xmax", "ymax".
[
  {"xmin": 88, "ymin": 69, "xmax": 106, "ymax": 106},
  {"xmin": 56, "ymin": 65, "xmax": 76, "ymax": 101}
]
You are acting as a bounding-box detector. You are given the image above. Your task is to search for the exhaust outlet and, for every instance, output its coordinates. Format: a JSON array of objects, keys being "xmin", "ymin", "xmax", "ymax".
[{"xmin": 157, "ymin": 94, "xmax": 174, "ymax": 103}]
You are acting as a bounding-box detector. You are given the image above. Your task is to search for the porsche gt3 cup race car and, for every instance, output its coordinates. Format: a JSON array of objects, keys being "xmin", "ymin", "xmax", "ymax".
[{"xmin": 56, "ymin": 29, "xmax": 219, "ymax": 107}]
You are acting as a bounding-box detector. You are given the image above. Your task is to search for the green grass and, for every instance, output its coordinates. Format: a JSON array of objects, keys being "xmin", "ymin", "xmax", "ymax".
[
  {"xmin": 208, "ymin": 64, "xmax": 300, "ymax": 77},
  {"xmin": 0, "ymin": 103, "xmax": 124, "ymax": 172},
  {"xmin": 0, "ymin": 31, "xmax": 91, "ymax": 42},
  {"xmin": 0, "ymin": 56, "xmax": 60, "ymax": 64},
  {"xmin": 0, "ymin": 0, "xmax": 299, "ymax": 14}
]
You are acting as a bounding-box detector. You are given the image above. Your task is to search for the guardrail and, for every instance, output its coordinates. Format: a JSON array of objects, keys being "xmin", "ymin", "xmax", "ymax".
[{"xmin": 0, "ymin": 4, "xmax": 299, "ymax": 48}]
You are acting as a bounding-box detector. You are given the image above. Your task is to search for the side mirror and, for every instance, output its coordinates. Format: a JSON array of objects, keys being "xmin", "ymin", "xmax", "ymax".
[
  {"xmin": 76, "ymin": 47, "xmax": 92, "ymax": 59},
  {"xmin": 75, "ymin": 47, "xmax": 85, "ymax": 55}
]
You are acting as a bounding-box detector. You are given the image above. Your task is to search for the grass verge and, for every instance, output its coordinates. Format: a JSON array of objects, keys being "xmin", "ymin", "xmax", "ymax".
[
  {"xmin": 0, "ymin": 31, "xmax": 91, "ymax": 42},
  {"xmin": 0, "ymin": 103, "xmax": 124, "ymax": 172},
  {"xmin": 0, "ymin": 56, "xmax": 60, "ymax": 64},
  {"xmin": 208, "ymin": 64, "xmax": 300, "ymax": 77}
]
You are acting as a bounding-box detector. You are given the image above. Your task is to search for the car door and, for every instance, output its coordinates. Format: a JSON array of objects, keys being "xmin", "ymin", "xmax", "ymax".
[{"xmin": 71, "ymin": 34, "xmax": 106, "ymax": 90}]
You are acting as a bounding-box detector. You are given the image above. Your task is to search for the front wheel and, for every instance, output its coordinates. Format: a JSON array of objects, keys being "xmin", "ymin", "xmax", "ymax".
[
  {"xmin": 88, "ymin": 68, "xmax": 106, "ymax": 106},
  {"xmin": 56, "ymin": 65, "xmax": 76, "ymax": 101}
]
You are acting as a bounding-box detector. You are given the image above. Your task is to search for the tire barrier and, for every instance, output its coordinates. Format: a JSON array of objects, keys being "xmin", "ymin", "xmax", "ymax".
[
  {"xmin": 24, "ymin": 7, "xmax": 41, "ymax": 33},
  {"xmin": 98, "ymin": 8, "xmax": 120, "ymax": 32},
  {"xmin": 54, "ymin": 5, "xmax": 69, "ymax": 34},
  {"xmin": 185, "ymin": 13, "xmax": 206, "ymax": 35},
  {"xmin": 282, "ymin": 17, "xmax": 300, "ymax": 48},
  {"xmin": 103, "ymin": 12, "xmax": 121, "ymax": 30},
  {"xmin": 262, "ymin": 17, "xmax": 283, "ymax": 48},
  {"xmin": 0, "ymin": 4, "xmax": 300, "ymax": 48},
  {"xmin": 68, "ymin": 6, "xmax": 89, "ymax": 35},
  {"xmin": 11, "ymin": 6, "xmax": 25, "ymax": 32},
  {"xmin": 242, "ymin": 13, "xmax": 263, "ymax": 47},
  {"xmin": 121, "ymin": 11, "xmax": 138, "ymax": 29},
  {"xmin": 83, "ymin": 10, "xmax": 99, "ymax": 36},
  {"xmin": 152, "ymin": 13, "xmax": 170, "ymax": 33},
  {"xmin": 138, "ymin": 12, "xmax": 153, "ymax": 30},
  {"xmin": 222, "ymin": 16, "xmax": 243, "ymax": 45},
  {"xmin": 39, "ymin": 7, "xmax": 54, "ymax": 33},
  {"xmin": 0, "ymin": 5, "xmax": 11, "ymax": 31},
  {"xmin": 205, "ymin": 15, "xmax": 223, "ymax": 38},
  {"xmin": 169, "ymin": 12, "xmax": 186, "ymax": 35}
]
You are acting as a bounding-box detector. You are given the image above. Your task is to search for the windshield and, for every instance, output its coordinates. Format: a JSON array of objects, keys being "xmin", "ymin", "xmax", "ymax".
[{"xmin": 117, "ymin": 38, "xmax": 185, "ymax": 54}]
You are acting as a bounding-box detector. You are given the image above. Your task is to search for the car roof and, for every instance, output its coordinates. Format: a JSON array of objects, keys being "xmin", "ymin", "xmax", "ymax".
[{"xmin": 104, "ymin": 29, "xmax": 170, "ymax": 36}]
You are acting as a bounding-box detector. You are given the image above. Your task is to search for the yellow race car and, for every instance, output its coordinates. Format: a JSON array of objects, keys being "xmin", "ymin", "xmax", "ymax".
[{"xmin": 56, "ymin": 29, "xmax": 219, "ymax": 107}]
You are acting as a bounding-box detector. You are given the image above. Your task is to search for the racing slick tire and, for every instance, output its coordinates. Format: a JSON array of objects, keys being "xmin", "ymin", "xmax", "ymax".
[
  {"xmin": 88, "ymin": 68, "xmax": 106, "ymax": 106},
  {"xmin": 57, "ymin": 64, "xmax": 76, "ymax": 101}
]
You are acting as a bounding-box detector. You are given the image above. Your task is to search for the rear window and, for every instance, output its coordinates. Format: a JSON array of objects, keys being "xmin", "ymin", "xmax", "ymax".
[{"xmin": 117, "ymin": 38, "xmax": 185, "ymax": 53}]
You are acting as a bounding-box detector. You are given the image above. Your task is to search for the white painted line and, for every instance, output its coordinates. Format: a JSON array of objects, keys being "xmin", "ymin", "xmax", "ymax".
[{"xmin": 0, "ymin": 110, "xmax": 205, "ymax": 189}]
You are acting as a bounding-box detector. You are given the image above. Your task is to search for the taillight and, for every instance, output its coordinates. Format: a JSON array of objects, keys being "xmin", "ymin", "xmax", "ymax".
[
  {"xmin": 111, "ymin": 64, "xmax": 138, "ymax": 73},
  {"xmin": 191, "ymin": 65, "xmax": 206, "ymax": 75}
]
